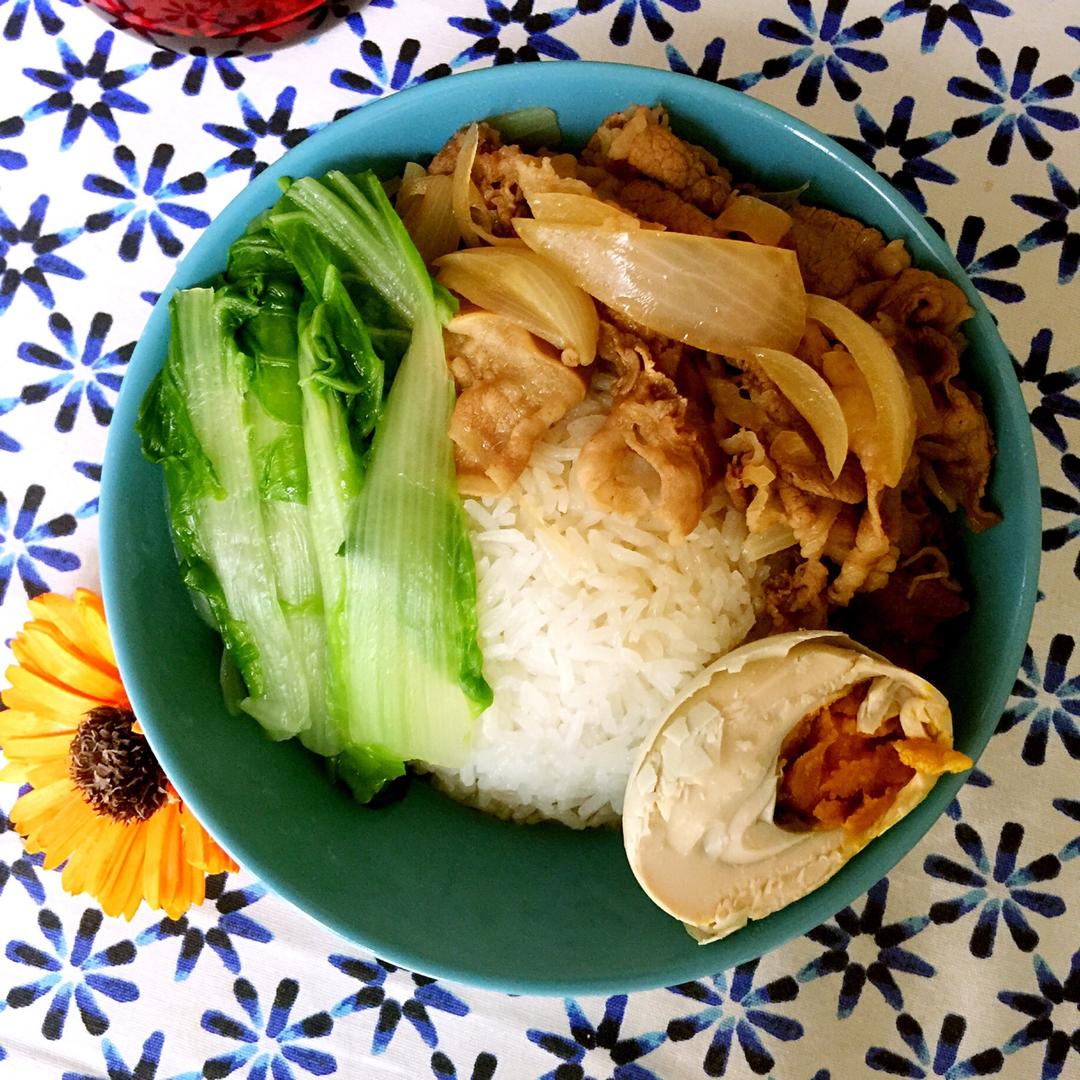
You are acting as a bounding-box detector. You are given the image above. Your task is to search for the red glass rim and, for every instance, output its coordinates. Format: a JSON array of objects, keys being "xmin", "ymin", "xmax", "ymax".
[{"xmin": 82, "ymin": 0, "xmax": 328, "ymax": 39}]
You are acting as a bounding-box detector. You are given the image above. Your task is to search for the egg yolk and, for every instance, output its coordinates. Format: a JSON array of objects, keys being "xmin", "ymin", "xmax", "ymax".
[{"xmin": 775, "ymin": 685, "xmax": 971, "ymax": 835}]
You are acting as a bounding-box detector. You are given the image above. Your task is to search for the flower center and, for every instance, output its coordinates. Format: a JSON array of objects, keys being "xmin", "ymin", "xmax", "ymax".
[{"xmin": 69, "ymin": 706, "xmax": 168, "ymax": 823}]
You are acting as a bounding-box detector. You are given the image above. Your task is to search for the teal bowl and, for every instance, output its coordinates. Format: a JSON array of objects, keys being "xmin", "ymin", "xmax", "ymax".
[{"xmin": 100, "ymin": 61, "xmax": 1040, "ymax": 995}]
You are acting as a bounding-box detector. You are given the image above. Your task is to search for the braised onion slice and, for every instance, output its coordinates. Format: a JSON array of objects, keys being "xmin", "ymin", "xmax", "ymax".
[
  {"xmin": 435, "ymin": 246, "xmax": 599, "ymax": 366},
  {"xmin": 395, "ymin": 161, "xmax": 426, "ymax": 205},
  {"xmin": 527, "ymin": 191, "xmax": 643, "ymax": 230},
  {"xmin": 743, "ymin": 521, "xmax": 798, "ymax": 561},
  {"xmin": 807, "ymin": 294, "xmax": 916, "ymax": 488},
  {"xmin": 715, "ymin": 195, "xmax": 793, "ymax": 246},
  {"xmin": 451, "ymin": 122, "xmax": 481, "ymax": 246},
  {"xmin": 399, "ymin": 171, "xmax": 459, "ymax": 264},
  {"xmin": 746, "ymin": 347, "xmax": 849, "ymax": 478},
  {"xmin": 514, "ymin": 220, "xmax": 807, "ymax": 354},
  {"xmin": 447, "ymin": 124, "xmax": 519, "ymax": 248}
]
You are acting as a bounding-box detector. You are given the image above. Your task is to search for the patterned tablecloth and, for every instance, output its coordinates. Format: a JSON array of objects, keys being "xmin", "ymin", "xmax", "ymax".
[{"xmin": 0, "ymin": 1, "xmax": 1077, "ymax": 1076}]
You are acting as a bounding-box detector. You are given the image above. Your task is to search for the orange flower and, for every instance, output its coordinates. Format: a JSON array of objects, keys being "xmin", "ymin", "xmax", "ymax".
[{"xmin": 0, "ymin": 589, "xmax": 237, "ymax": 919}]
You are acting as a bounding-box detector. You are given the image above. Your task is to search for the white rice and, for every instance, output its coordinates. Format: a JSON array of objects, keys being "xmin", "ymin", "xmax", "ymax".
[{"xmin": 433, "ymin": 392, "xmax": 764, "ymax": 829}]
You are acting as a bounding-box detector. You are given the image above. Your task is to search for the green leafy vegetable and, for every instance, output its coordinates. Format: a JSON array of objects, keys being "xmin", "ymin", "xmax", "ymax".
[
  {"xmin": 485, "ymin": 106, "xmax": 562, "ymax": 149},
  {"xmin": 139, "ymin": 166, "xmax": 491, "ymax": 801},
  {"xmin": 275, "ymin": 169, "xmax": 490, "ymax": 773},
  {"xmin": 138, "ymin": 288, "xmax": 323, "ymax": 741}
]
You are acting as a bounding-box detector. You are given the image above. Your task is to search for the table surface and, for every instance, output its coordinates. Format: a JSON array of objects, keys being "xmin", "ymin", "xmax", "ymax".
[{"xmin": 0, "ymin": 1, "xmax": 1077, "ymax": 1077}]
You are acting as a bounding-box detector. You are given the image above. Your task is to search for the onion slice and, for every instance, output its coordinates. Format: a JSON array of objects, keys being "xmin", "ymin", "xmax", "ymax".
[
  {"xmin": 746, "ymin": 347, "xmax": 849, "ymax": 478},
  {"xmin": 743, "ymin": 521, "xmax": 798, "ymax": 561},
  {"xmin": 715, "ymin": 195, "xmax": 792, "ymax": 246},
  {"xmin": 400, "ymin": 172, "xmax": 459, "ymax": 264},
  {"xmin": 451, "ymin": 123, "xmax": 481, "ymax": 246},
  {"xmin": 513, "ymin": 220, "xmax": 807, "ymax": 355},
  {"xmin": 435, "ymin": 246, "xmax": 599, "ymax": 365},
  {"xmin": 807, "ymin": 294, "xmax": 916, "ymax": 488},
  {"xmin": 527, "ymin": 191, "xmax": 643, "ymax": 230},
  {"xmin": 447, "ymin": 125, "xmax": 521, "ymax": 248},
  {"xmin": 394, "ymin": 161, "xmax": 427, "ymax": 207}
]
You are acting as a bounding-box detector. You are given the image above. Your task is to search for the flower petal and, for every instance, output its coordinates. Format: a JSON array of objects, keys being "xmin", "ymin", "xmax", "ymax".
[
  {"xmin": 140, "ymin": 802, "xmax": 171, "ymax": 912},
  {"xmin": 28, "ymin": 592, "xmax": 115, "ymax": 674},
  {"xmin": 0, "ymin": 715, "xmax": 75, "ymax": 773},
  {"xmin": 97, "ymin": 818, "xmax": 148, "ymax": 920},
  {"xmin": 12, "ymin": 622, "xmax": 125, "ymax": 702},
  {"xmin": 61, "ymin": 814, "xmax": 130, "ymax": 898},
  {"xmin": 22, "ymin": 754, "xmax": 74, "ymax": 789},
  {"xmin": 74, "ymin": 588, "xmax": 118, "ymax": 669},
  {"xmin": 144, "ymin": 800, "xmax": 209, "ymax": 918},
  {"xmin": 83, "ymin": 820, "xmax": 143, "ymax": 918},
  {"xmin": 9, "ymin": 776, "xmax": 79, "ymax": 826},
  {"xmin": 1, "ymin": 663, "xmax": 104, "ymax": 723},
  {"xmin": 119, "ymin": 830, "xmax": 149, "ymax": 920},
  {"xmin": 179, "ymin": 801, "xmax": 238, "ymax": 874},
  {"xmin": 171, "ymin": 848, "xmax": 206, "ymax": 919},
  {"xmin": 13, "ymin": 782, "xmax": 102, "ymax": 869},
  {"xmin": 164, "ymin": 804, "xmax": 205, "ymax": 918}
]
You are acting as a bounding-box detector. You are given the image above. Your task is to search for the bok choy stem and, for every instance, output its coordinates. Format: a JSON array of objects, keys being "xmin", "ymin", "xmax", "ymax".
[
  {"xmin": 138, "ymin": 288, "xmax": 316, "ymax": 740},
  {"xmin": 279, "ymin": 170, "xmax": 491, "ymax": 769}
]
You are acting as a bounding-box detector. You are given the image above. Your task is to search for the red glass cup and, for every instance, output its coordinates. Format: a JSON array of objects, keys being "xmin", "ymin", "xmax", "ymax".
[{"xmin": 81, "ymin": 0, "xmax": 328, "ymax": 40}]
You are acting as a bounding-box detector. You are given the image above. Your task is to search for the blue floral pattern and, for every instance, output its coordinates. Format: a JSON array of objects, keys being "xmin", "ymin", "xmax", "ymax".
[
  {"xmin": 4, "ymin": 907, "xmax": 138, "ymax": 1040},
  {"xmin": 947, "ymin": 45, "xmax": 1077, "ymax": 166},
  {"xmin": 664, "ymin": 962, "xmax": 804, "ymax": 1075},
  {"xmin": 924, "ymin": 817, "xmax": 1065, "ymax": 958},
  {"xmin": 1, "ymin": 0, "xmax": 77, "ymax": 40},
  {"xmin": 17, "ymin": 310, "xmax": 132, "ymax": 432},
  {"xmin": 998, "ymin": 634, "xmax": 1079, "ymax": 765},
  {"xmin": 83, "ymin": 143, "xmax": 210, "ymax": 260},
  {"xmin": 328, "ymin": 954, "xmax": 469, "ymax": 1055},
  {"xmin": 330, "ymin": 34, "xmax": 450, "ymax": 114},
  {"xmin": 952, "ymin": 214, "xmax": 1024, "ymax": 303},
  {"xmin": 0, "ymin": 483, "xmax": 83, "ymax": 603},
  {"xmin": 62, "ymin": 1030, "xmax": 202, "ymax": 1080},
  {"xmin": 528, "ymin": 994, "xmax": 667, "ymax": 1079},
  {"xmin": 1012, "ymin": 328, "xmax": 1076, "ymax": 453},
  {"xmin": 135, "ymin": 873, "xmax": 272, "ymax": 981},
  {"xmin": 865, "ymin": 1012, "xmax": 1005, "ymax": 1077},
  {"xmin": 998, "ymin": 951, "xmax": 1080, "ymax": 1079},
  {"xmin": 0, "ymin": 808, "xmax": 46, "ymax": 906},
  {"xmin": 798, "ymin": 879, "xmax": 935, "ymax": 1017},
  {"xmin": 1054, "ymin": 798, "xmax": 1080, "ymax": 864},
  {"xmin": 1041, "ymin": 456, "xmax": 1079, "ymax": 579},
  {"xmin": 0, "ymin": 396, "xmax": 21, "ymax": 453},
  {"xmin": 578, "ymin": 0, "xmax": 701, "ymax": 48},
  {"xmin": 664, "ymin": 35, "xmax": 761, "ymax": 91},
  {"xmin": 23, "ymin": 30, "xmax": 151, "ymax": 149},
  {"xmin": 448, "ymin": 1, "xmax": 580, "ymax": 65},
  {"xmin": 834, "ymin": 95, "xmax": 956, "ymax": 213},
  {"xmin": 0, "ymin": 193, "xmax": 83, "ymax": 314},
  {"xmin": 758, "ymin": 0, "xmax": 888, "ymax": 106},
  {"xmin": 201, "ymin": 977, "xmax": 336, "ymax": 1078},
  {"xmin": 148, "ymin": 46, "xmax": 271, "ymax": 97},
  {"xmin": 430, "ymin": 1049, "xmax": 498, "ymax": 1079},
  {"xmin": 1013, "ymin": 164, "xmax": 1078, "ymax": 285},
  {"xmin": 882, "ymin": 0, "xmax": 1012, "ymax": 53},
  {"xmin": 203, "ymin": 87, "xmax": 319, "ymax": 179},
  {"xmin": 0, "ymin": 114, "xmax": 27, "ymax": 171}
]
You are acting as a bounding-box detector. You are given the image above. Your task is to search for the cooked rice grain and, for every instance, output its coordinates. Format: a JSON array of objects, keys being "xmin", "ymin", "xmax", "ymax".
[{"xmin": 433, "ymin": 396, "xmax": 764, "ymax": 828}]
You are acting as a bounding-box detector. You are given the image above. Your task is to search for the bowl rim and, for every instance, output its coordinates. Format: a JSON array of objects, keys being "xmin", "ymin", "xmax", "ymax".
[{"xmin": 100, "ymin": 59, "xmax": 1041, "ymax": 995}]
